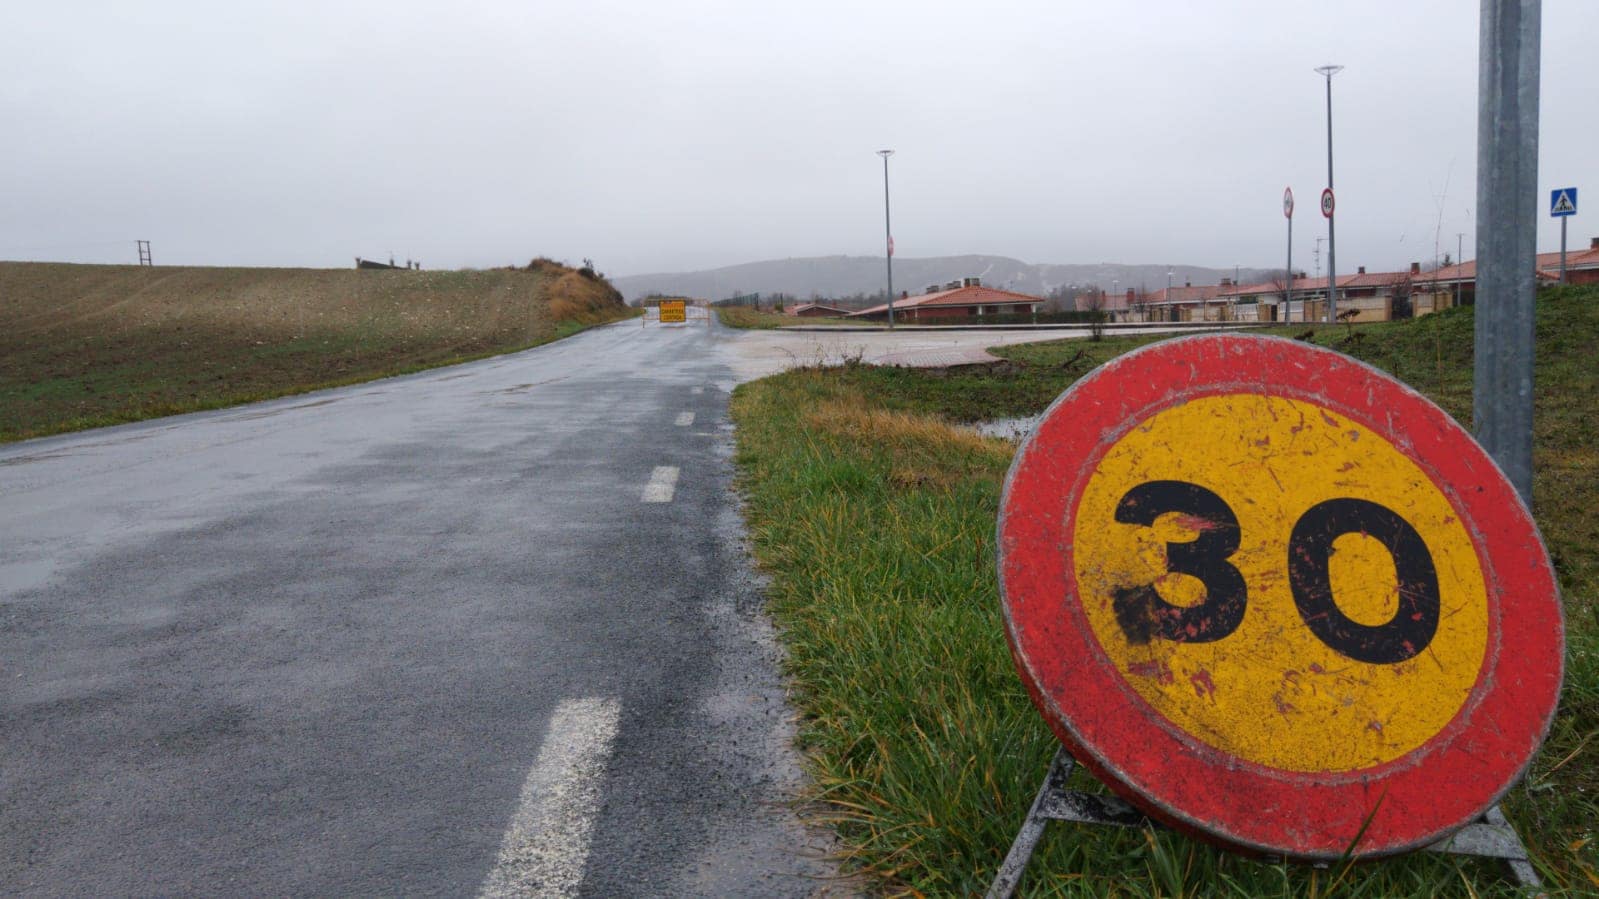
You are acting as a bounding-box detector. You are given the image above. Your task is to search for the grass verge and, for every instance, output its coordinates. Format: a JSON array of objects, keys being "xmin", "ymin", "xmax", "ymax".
[
  {"xmin": 716, "ymin": 306, "xmax": 860, "ymax": 329},
  {"xmin": 716, "ymin": 307, "xmax": 804, "ymax": 329},
  {"xmin": 0, "ymin": 259, "xmax": 635, "ymax": 442},
  {"xmin": 731, "ymin": 286, "xmax": 1599, "ymax": 896}
]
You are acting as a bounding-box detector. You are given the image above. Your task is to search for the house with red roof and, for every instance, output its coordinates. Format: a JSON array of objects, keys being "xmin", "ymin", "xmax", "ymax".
[
  {"xmin": 1537, "ymin": 238, "xmax": 1599, "ymax": 285},
  {"xmin": 849, "ymin": 278, "xmax": 1042, "ymax": 321},
  {"xmin": 787, "ymin": 302, "xmax": 853, "ymax": 318}
]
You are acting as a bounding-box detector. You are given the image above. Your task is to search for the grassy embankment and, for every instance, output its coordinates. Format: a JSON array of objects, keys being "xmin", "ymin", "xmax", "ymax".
[
  {"xmin": 716, "ymin": 306, "xmax": 856, "ymax": 329},
  {"xmin": 731, "ymin": 286, "xmax": 1599, "ymax": 896},
  {"xmin": 0, "ymin": 258, "xmax": 635, "ymax": 441}
]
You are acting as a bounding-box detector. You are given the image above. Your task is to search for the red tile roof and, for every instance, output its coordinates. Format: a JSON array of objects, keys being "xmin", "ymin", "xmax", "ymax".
[
  {"xmin": 787, "ymin": 302, "xmax": 852, "ymax": 316},
  {"xmin": 1538, "ymin": 247, "xmax": 1599, "ymax": 272},
  {"xmin": 1413, "ymin": 261, "xmax": 1476, "ymax": 285},
  {"xmin": 851, "ymin": 284, "xmax": 1043, "ymax": 317},
  {"xmin": 1142, "ymin": 285, "xmax": 1227, "ymax": 304}
]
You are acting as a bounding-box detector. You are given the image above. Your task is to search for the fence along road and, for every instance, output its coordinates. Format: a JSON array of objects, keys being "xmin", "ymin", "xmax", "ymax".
[{"xmin": 0, "ymin": 317, "xmax": 834, "ymax": 895}]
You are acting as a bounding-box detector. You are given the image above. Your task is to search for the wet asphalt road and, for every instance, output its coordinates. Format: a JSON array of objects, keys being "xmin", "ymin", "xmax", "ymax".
[{"xmin": 0, "ymin": 315, "xmax": 837, "ymax": 896}]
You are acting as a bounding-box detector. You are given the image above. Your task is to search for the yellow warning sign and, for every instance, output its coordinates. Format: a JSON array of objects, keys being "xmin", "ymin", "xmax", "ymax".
[
  {"xmin": 659, "ymin": 300, "xmax": 687, "ymax": 323},
  {"xmin": 1071, "ymin": 393, "xmax": 1488, "ymax": 773}
]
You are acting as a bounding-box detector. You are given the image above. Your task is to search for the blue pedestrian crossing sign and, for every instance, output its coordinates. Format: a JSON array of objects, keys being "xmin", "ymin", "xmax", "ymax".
[{"xmin": 1551, "ymin": 188, "xmax": 1577, "ymax": 217}]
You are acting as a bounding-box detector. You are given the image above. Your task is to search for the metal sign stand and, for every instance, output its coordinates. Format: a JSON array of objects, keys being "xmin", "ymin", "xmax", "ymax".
[{"xmin": 985, "ymin": 748, "xmax": 1541, "ymax": 899}]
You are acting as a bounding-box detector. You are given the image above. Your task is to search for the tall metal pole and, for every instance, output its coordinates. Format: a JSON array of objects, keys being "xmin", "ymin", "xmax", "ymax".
[
  {"xmin": 1316, "ymin": 65, "xmax": 1344, "ymax": 324},
  {"xmin": 878, "ymin": 149, "xmax": 896, "ymax": 329},
  {"xmin": 1287, "ymin": 207, "xmax": 1295, "ymax": 323},
  {"xmin": 1559, "ymin": 216, "xmax": 1568, "ymax": 284},
  {"xmin": 1475, "ymin": 0, "xmax": 1540, "ymax": 504}
]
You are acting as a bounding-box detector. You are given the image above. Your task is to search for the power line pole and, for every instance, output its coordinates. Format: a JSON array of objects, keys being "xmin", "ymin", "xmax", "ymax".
[{"xmin": 137, "ymin": 240, "xmax": 152, "ymax": 267}]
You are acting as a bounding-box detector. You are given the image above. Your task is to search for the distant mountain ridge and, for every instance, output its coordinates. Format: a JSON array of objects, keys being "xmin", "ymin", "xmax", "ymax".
[{"xmin": 611, "ymin": 255, "xmax": 1274, "ymax": 304}]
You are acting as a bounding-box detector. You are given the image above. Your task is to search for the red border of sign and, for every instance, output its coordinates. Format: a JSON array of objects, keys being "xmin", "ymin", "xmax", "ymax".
[
  {"xmin": 1321, "ymin": 187, "xmax": 1335, "ymax": 218},
  {"xmin": 997, "ymin": 334, "xmax": 1563, "ymax": 859},
  {"xmin": 1284, "ymin": 186, "xmax": 1294, "ymax": 219}
]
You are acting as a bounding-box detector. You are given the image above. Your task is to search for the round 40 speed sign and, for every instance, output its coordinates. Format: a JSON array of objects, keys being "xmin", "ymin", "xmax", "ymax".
[{"xmin": 997, "ymin": 334, "xmax": 1563, "ymax": 859}]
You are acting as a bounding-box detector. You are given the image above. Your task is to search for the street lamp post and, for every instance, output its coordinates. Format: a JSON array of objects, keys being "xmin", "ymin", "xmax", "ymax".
[
  {"xmin": 1315, "ymin": 64, "xmax": 1344, "ymax": 324},
  {"xmin": 877, "ymin": 149, "xmax": 895, "ymax": 329}
]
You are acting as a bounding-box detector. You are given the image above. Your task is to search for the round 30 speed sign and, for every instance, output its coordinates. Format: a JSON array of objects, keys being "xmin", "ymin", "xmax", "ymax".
[{"xmin": 997, "ymin": 335, "xmax": 1563, "ymax": 859}]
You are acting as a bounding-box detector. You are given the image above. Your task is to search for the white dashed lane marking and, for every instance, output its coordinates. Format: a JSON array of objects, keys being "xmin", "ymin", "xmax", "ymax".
[
  {"xmin": 690, "ymin": 386, "xmax": 704, "ymax": 395},
  {"xmin": 641, "ymin": 466, "xmax": 680, "ymax": 503},
  {"xmin": 479, "ymin": 696, "xmax": 622, "ymax": 899},
  {"xmin": 675, "ymin": 412, "xmax": 695, "ymax": 427}
]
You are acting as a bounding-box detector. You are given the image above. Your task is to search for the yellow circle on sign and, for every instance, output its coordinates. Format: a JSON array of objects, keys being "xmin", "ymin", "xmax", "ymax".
[{"xmin": 1072, "ymin": 394, "xmax": 1489, "ymax": 773}]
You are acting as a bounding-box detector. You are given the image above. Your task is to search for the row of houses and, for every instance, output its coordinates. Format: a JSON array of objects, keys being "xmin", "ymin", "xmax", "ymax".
[
  {"xmin": 799, "ymin": 237, "xmax": 1599, "ymax": 323},
  {"xmin": 1114, "ymin": 238, "xmax": 1599, "ymax": 324}
]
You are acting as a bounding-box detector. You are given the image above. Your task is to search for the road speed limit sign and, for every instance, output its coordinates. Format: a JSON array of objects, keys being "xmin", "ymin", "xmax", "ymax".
[{"xmin": 997, "ymin": 334, "xmax": 1562, "ymax": 859}]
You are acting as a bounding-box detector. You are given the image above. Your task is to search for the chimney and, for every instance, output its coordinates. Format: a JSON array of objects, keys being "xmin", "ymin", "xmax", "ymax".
[
  {"xmin": 901, "ymin": 290, "xmax": 909, "ymax": 299},
  {"xmin": 1220, "ymin": 278, "xmax": 1232, "ymax": 288},
  {"xmin": 1185, "ymin": 280, "xmax": 1192, "ymax": 288},
  {"xmin": 945, "ymin": 280, "xmax": 961, "ymax": 291},
  {"xmin": 925, "ymin": 284, "xmax": 940, "ymax": 295},
  {"xmin": 1126, "ymin": 288, "xmax": 1135, "ymax": 303},
  {"xmin": 1591, "ymin": 237, "xmax": 1599, "ymax": 250},
  {"xmin": 1410, "ymin": 262, "xmax": 1422, "ymax": 274},
  {"xmin": 1357, "ymin": 266, "xmax": 1366, "ymax": 274},
  {"xmin": 963, "ymin": 276, "xmax": 981, "ymax": 287}
]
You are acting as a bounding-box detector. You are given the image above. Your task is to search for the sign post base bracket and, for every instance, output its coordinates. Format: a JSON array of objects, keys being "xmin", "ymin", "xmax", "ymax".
[{"xmin": 985, "ymin": 748, "xmax": 1542, "ymax": 898}]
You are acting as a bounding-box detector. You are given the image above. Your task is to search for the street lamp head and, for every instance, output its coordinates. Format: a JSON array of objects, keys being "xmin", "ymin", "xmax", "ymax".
[
  {"xmin": 877, "ymin": 149, "xmax": 895, "ymax": 158},
  {"xmin": 1314, "ymin": 64, "xmax": 1344, "ymax": 78}
]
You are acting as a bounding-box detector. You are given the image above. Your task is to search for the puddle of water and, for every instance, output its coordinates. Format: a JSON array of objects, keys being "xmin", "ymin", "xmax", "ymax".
[{"xmin": 972, "ymin": 414, "xmax": 1043, "ymax": 441}]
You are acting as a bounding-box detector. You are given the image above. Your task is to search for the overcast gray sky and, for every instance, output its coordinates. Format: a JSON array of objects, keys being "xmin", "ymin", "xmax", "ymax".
[{"xmin": 3, "ymin": 1, "xmax": 1594, "ymax": 278}]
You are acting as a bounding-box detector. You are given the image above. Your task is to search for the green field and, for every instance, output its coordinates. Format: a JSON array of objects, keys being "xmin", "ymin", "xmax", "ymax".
[
  {"xmin": 731, "ymin": 287, "xmax": 1599, "ymax": 896},
  {"xmin": 0, "ymin": 259, "xmax": 634, "ymax": 441}
]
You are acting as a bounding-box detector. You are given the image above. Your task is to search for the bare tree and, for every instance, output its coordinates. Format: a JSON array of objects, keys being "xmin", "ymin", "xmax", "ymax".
[
  {"xmin": 1083, "ymin": 290, "xmax": 1108, "ymax": 341},
  {"xmin": 1388, "ymin": 271, "xmax": 1416, "ymax": 320}
]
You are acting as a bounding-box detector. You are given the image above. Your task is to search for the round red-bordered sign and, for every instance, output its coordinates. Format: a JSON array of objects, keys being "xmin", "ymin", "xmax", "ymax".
[{"xmin": 997, "ymin": 334, "xmax": 1562, "ymax": 859}]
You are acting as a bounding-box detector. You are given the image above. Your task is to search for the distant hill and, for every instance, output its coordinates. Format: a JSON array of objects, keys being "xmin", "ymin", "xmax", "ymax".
[{"xmin": 611, "ymin": 255, "xmax": 1274, "ymax": 304}]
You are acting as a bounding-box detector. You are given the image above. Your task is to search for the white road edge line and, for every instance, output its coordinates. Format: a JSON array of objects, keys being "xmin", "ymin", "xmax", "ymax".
[
  {"xmin": 675, "ymin": 412, "xmax": 695, "ymax": 427},
  {"xmin": 690, "ymin": 386, "xmax": 704, "ymax": 395},
  {"xmin": 641, "ymin": 465, "xmax": 680, "ymax": 503},
  {"xmin": 479, "ymin": 696, "xmax": 623, "ymax": 899}
]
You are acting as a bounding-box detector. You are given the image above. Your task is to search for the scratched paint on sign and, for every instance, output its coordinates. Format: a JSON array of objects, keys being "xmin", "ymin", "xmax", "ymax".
[{"xmin": 1072, "ymin": 393, "xmax": 1488, "ymax": 772}]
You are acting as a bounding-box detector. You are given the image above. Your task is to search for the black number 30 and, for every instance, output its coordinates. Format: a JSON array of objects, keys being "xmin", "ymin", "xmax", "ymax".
[{"xmin": 1110, "ymin": 481, "xmax": 1441, "ymax": 664}]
